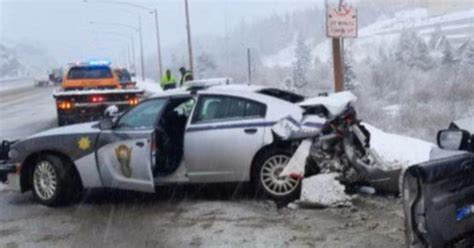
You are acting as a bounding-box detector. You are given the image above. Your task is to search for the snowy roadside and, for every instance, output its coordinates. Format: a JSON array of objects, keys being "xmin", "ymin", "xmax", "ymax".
[
  {"xmin": 0, "ymin": 77, "xmax": 34, "ymax": 92},
  {"xmin": 365, "ymin": 123, "xmax": 434, "ymax": 169},
  {"xmin": 135, "ymin": 78, "xmax": 163, "ymax": 95}
]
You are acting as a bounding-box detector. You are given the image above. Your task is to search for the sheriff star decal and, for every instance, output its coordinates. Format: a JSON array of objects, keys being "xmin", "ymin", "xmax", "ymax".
[
  {"xmin": 78, "ymin": 136, "xmax": 91, "ymax": 150},
  {"xmin": 115, "ymin": 144, "xmax": 133, "ymax": 178}
]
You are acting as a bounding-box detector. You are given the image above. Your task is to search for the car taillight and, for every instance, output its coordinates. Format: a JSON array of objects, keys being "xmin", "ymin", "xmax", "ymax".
[
  {"xmin": 57, "ymin": 101, "xmax": 73, "ymax": 110},
  {"xmin": 90, "ymin": 95, "xmax": 105, "ymax": 103},
  {"xmin": 128, "ymin": 98, "xmax": 139, "ymax": 105}
]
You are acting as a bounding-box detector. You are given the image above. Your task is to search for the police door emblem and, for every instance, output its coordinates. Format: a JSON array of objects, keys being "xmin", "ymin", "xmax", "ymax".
[
  {"xmin": 115, "ymin": 144, "xmax": 132, "ymax": 177},
  {"xmin": 78, "ymin": 136, "xmax": 91, "ymax": 150}
]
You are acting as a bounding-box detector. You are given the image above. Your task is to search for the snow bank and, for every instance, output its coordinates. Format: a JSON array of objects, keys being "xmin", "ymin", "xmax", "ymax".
[
  {"xmin": 135, "ymin": 78, "xmax": 162, "ymax": 94},
  {"xmin": 0, "ymin": 78, "xmax": 33, "ymax": 92},
  {"xmin": 365, "ymin": 123, "xmax": 434, "ymax": 169},
  {"xmin": 0, "ymin": 183, "xmax": 8, "ymax": 192},
  {"xmin": 298, "ymin": 173, "xmax": 352, "ymax": 208}
]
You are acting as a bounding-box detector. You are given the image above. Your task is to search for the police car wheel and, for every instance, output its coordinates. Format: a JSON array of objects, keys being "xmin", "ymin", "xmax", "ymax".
[
  {"xmin": 253, "ymin": 148, "xmax": 301, "ymax": 204},
  {"xmin": 31, "ymin": 155, "xmax": 75, "ymax": 206}
]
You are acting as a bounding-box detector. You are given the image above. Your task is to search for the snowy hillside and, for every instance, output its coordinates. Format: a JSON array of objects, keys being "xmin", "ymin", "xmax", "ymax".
[
  {"xmin": 264, "ymin": 8, "xmax": 474, "ymax": 66},
  {"xmin": 0, "ymin": 41, "xmax": 56, "ymax": 80},
  {"xmin": 0, "ymin": 44, "xmax": 27, "ymax": 79}
]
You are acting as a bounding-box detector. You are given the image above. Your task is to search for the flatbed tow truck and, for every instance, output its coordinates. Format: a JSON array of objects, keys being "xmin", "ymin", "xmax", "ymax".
[{"xmin": 53, "ymin": 61, "xmax": 144, "ymax": 126}]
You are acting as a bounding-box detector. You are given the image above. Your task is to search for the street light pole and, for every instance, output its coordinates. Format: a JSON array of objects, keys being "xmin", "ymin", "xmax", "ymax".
[
  {"xmin": 138, "ymin": 16, "xmax": 145, "ymax": 80},
  {"xmin": 100, "ymin": 31, "xmax": 136, "ymax": 73},
  {"xmin": 184, "ymin": 0, "xmax": 194, "ymax": 73},
  {"xmin": 247, "ymin": 48, "xmax": 252, "ymax": 85},
  {"xmin": 153, "ymin": 9, "xmax": 163, "ymax": 77},
  {"xmin": 85, "ymin": 0, "xmax": 163, "ymax": 79},
  {"xmin": 89, "ymin": 21, "xmax": 142, "ymax": 77},
  {"xmin": 131, "ymin": 36, "xmax": 136, "ymax": 74}
]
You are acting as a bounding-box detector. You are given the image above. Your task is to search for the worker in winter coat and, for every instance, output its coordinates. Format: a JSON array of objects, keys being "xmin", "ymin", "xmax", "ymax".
[
  {"xmin": 179, "ymin": 67, "xmax": 193, "ymax": 87},
  {"xmin": 160, "ymin": 69, "xmax": 177, "ymax": 90}
]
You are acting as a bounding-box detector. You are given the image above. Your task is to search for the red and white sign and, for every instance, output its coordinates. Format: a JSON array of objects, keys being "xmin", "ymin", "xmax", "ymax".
[{"xmin": 326, "ymin": 3, "xmax": 358, "ymax": 38}]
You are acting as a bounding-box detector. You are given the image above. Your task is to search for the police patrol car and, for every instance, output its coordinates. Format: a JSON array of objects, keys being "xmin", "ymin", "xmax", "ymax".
[{"xmin": 0, "ymin": 79, "xmax": 330, "ymax": 206}]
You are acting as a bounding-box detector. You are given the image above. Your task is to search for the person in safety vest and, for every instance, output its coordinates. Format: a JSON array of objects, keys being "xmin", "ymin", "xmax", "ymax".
[
  {"xmin": 179, "ymin": 67, "xmax": 193, "ymax": 87},
  {"xmin": 160, "ymin": 69, "xmax": 177, "ymax": 90}
]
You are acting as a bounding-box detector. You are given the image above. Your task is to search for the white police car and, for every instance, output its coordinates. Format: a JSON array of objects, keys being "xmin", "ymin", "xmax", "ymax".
[{"xmin": 0, "ymin": 79, "xmax": 333, "ymax": 206}]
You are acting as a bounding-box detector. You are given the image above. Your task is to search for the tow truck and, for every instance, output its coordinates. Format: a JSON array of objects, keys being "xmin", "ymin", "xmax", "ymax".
[{"xmin": 53, "ymin": 61, "xmax": 144, "ymax": 126}]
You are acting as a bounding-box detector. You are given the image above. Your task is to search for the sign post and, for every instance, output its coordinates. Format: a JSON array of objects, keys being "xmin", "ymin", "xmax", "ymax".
[{"xmin": 326, "ymin": 1, "xmax": 357, "ymax": 92}]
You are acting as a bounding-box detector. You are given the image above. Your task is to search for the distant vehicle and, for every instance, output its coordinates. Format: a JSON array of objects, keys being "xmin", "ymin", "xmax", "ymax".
[
  {"xmin": 53, "ymin": 61, "xmax": 143, "ymax": 126},
  {"xmin": 0, "ymin": 80, "xmax": 329, "ymax": 206},
  {"xmin": 402, "ymin": 117, "xmax": 474, "ymax": 247},
  {"xmin": 48, "ymin": 68, "xmax": 63, "ymax": 85},
  {"xmin": 113, "ymin": 68, "xmax": 136, "ymax": 89},
  {"xmin": 34, "ymin": 78, "xmax": 50, "ymax": 87}
]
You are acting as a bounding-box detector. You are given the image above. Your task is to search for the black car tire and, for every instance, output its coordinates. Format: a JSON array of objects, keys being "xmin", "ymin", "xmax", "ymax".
[
  {"xmin": 31, "ymin": 154, "xmax": 80, "ymax": 206},
  {"xmin": 252, "ymin": 148, "xmax": 301, "ymax": 204}
]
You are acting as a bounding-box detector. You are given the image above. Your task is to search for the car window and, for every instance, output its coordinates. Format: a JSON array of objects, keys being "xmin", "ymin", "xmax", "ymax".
[
  {"xmin": 67, "ymin": 66, "xmax": 113, "ymax": 79},
  {"xmin": 192, "ymin": 95, "xmax": 266, "ymax": 124},
  {"xmin": 116, "ymin": 98, "xmax": 167, "ymax": 129},
  {"xmin": 175, "ymin": 98, "xmax": 196, "ymax": 117},
  {"xmin": 114, "ymin": 69, "xmax": 132, "ymax": 83},
  {"xmin": 257, "ymin": 88, "xmax": 305, "ymax": 103}
]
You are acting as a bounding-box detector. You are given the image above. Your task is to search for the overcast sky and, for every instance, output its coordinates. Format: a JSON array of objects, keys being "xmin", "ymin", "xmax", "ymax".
[{"xmin": 0, "ymin": 0, "xmax": 319, "ymax": 65}]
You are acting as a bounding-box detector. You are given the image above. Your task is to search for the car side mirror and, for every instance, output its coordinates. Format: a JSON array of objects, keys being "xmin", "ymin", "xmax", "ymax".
[
  {"xmin": 104, "ymin": 105, "xmax": 120, "ymax": 118},
  {"xmin": 437, "ymin": 129, "xmax": 471, "ymax": 151},
  {"xmin": 99, "ymin": 118, "xmax": 114, "ymax": 130}
]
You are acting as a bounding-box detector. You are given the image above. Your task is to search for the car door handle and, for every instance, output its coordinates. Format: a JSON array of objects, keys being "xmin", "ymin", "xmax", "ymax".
[
  {"xmin": 244, "ymin": 128, "xmax": 257, "ymax": 134},
  {"xmin": 136, "ymin": 141, "xmax": 145, "ymax": 147}
]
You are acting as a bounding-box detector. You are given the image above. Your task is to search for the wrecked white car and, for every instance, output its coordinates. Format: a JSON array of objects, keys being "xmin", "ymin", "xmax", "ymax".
[
  {"xmin": 277, "ymin": 91, "xmax": 402, "ymax": 194},
  {"xmin": 0, "ymin": 81, "xmax": 328, "ymax": 206}
]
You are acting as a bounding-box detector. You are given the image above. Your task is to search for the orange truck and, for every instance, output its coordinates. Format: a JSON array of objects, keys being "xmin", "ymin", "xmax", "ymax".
[{"xmin": 53, "ymin": 61, "xmax": 144, "ymax": 126}]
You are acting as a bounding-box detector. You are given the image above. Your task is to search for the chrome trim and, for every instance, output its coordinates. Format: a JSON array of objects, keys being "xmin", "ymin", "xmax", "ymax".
[{"xmin": 74, "ymin": 101, "xmax": 130, "ymax": 107}]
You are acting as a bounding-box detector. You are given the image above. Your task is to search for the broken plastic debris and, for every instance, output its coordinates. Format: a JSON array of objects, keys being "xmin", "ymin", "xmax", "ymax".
[
  {"xmin": 299, "ymin": 173, "xmax": 352, "ymax": 208},
  {"xmin": 280, "ymin": 139, "xmax": 312, "ymax": 177}
]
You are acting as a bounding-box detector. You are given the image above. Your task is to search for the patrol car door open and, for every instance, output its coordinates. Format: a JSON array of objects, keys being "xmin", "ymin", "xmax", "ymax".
[{"xmin": 96, "ymin": 98, "xmax": 167, "ymax": 192}]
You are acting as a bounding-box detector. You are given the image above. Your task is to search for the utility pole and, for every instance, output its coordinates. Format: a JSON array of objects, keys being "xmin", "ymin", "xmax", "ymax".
[
  {"xmin": 247, "ymin": 48, "xmax": 252, "ymax": 85},
  {"xmin": 184, "ymin": 0, "xmax": 194, "ymax": 73},
  {"xmin": 153, "ymin": 9, "xmax": 163, "ymax": 77},
  {"xmin": 138, "ymin": 16, "xmax": 146, "ymax": 80}
]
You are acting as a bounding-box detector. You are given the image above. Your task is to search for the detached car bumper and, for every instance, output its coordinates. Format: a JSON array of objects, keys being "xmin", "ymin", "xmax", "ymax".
[{"xmin": 0, "ymin": 163, "xmax": 21, "ymax": 191}]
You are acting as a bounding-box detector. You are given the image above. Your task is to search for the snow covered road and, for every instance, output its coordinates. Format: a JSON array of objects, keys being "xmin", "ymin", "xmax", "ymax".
[
  {"xmin": 0, "ymin": 81, "xmax": 57, "ymax": 140},
  {"xmin": 0, "ymin": 186, "xmax": 405, "ymax": 248}
]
